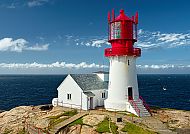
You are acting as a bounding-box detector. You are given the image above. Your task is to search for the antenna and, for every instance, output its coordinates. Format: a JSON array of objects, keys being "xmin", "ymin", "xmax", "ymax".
[
  {"xmin": 135, "ymin": 12, "xmax": 138, "ymax": 24},
  {"xmin": 112, "ymin": 9, "xmax": 115, "ymax": 21},
  {"xmin": 108, "ymin": 11, "xmax": 111, "ymax": 23}
]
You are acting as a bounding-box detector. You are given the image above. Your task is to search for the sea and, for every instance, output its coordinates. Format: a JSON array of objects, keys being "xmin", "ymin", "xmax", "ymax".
[{"xmin": 0, "ymin": 74, "xmax": 190, "ymax": 111}]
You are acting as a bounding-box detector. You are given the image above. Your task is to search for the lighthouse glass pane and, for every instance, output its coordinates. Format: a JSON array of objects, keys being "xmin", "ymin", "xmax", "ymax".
[{"xmin": 111, "ymin": 22, "xmax": 121, "ymax": 39}]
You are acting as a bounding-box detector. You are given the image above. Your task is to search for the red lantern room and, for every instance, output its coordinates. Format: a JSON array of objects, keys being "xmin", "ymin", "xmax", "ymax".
[{"xmin": 105, "ymin": 9, "xmax": 141, "ymax": 57}]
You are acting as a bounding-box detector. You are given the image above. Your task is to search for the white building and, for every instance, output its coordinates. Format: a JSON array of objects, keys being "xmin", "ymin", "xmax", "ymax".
[
  {"xmin": 52, "ymin": 71, "xmax": 108, "ymax": 110},
  {"xmin": 52, "ymin": 70, "xmax": 150, "ymax": 116}
]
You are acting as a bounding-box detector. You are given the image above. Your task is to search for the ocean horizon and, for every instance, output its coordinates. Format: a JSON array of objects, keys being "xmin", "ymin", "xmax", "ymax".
[{"xmin": 1, "ymin": 74, "xmax": 190, "ymax": 111}]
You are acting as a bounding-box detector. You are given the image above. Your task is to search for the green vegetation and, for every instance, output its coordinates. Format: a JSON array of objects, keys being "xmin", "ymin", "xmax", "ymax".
[
  {"xmin": 62, "ymin": 109, "xmax": 78, "ymax": 116},
  {"xmin": 68, "ymin": 118, "xmax": 83, "ymax": 126},
  {"xmin": 48, "ymin": 109, "xmax": 78, "ymax": 129},
  {"xmin": 110, "ymin": 122, "xmax": 119, "ymax": 134},
  {"xmin": 96, "ymin": 117, "xmax": 118, "ymax": 134},
  {"xmin": 48, "ymin": 109, "xmax": 78, "ymax": 120},
  {"xmin": 96, "ymin": 117, "xmax": 110, "ymax": 133},
  {"xmin": 49, "ymin": 117, "xmax": 69, "ymax": 128},
  {"xmin": 48, "ymin": 113, "xmax": 66, "ymax": 119},
  {"xmin": 121, "ymin": 122, "xmax": 156, "ymax": 134}
]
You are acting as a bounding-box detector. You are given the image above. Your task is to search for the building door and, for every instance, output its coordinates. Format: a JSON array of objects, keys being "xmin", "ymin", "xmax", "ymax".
[
  {"xmin": 128, "ymin": 87, "xmax": 133, "ymax": 100},
  {"xmin": 90, "ymin": 97, "xmax": 93, "ymax": 109}
]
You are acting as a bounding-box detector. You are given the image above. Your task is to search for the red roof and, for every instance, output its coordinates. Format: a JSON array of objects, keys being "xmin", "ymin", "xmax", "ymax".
[{"xmin": 115, "ymin": 10, "xmax": 132, "ymax": 21}]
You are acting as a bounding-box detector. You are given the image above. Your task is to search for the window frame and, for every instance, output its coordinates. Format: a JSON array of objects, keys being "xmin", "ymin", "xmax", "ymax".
[
  {"xmin": 102, "ymin": 92, "xmax": 106, "ymax": 99},
  {"xmin": 67, "ymin": 93, "xmax": 72, "ymax": 100}
]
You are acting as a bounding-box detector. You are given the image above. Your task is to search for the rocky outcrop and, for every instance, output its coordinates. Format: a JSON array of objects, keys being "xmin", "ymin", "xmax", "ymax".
[
  {"xmin": 81, "ymin": 125, "xmax": 98, "ymax": 134},
  {"xmin": 153, "ymin": 108, "xmax": 190, "ymax": 129},
  {"xmin": 0, "ymin": 106, "xmax": 34, "ymax": 133},
  {"xmin": 0, "ymin": 105, "xmax": 189, "ymax": 134},
  {"xmin": 66, "ymin": 124, "xmax": 81, "ymax": 134},
  {"xmin": 0, "ymin": 105, "xmax": 67, "ymax": 134},
  {"xmin": 83, "ymin": 114, "xmax": 105, "ymax": 126}
]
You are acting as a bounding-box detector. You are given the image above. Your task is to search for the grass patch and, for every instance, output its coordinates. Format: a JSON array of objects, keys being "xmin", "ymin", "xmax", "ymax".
[
  {"xmin": 121, "ymin": 122, "xmax": 156, "ymax": 134},
  {"xmin": 48, "ymin": 117, "xmax": 69, "ymax": 129},
  {"xmin": 68, "ymin": 118, "xmax": 83, "ymax": 127},
  {"xmin": 48, "ymin": 113, "xmax": 66, "ymax": 119},
  {"xmin": 96, "ymin": 117, "xmax": 110, "ymax": 133},
  {"xmin": 110, "ymin": 122, "xmax": 118, "ymax": 134},
  {"xmin": 48, "ymin": 109, "xmax": 78, "ymax": 120},
  {"xmin": 96, "ymin": 117, "xmax": 118, "ymax": 134},
  {"xmin": 48, "ymin": 109, "xmax": 78, "ymax": 130},
  {"xmin": 62, "ymin": 109, "xmax": 78, "ymax": 116}
]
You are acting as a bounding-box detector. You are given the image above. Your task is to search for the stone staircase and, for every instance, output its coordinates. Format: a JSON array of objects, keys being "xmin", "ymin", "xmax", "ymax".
[{"xmin": 130, "ymin": 99, "xmax": 151, "ymax": 117}]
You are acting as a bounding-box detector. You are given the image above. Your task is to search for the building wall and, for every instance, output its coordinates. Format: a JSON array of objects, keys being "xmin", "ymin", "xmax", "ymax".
[
  {"xmin": 90, "ymin": 89, "xmax": 108, "ymax": 108},
  {"xmin": 57, "ymin": 75, "xmax": 88, "ymax": 110},
  {"xmin": 52, "ymin": 74, "xmax": 108, "ymax": 110},
  {"xmin": 96, "ymin": 73, "xmax": 109, "ymax": 82}
]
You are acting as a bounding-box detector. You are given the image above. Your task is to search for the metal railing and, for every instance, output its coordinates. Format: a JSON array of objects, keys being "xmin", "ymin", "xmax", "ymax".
[
  {"xmin": 128, "ymin": 97, "xmax": 140, "ymax": 116},
  {"xmin": 105, "ymin": 47, "xmax": 141, "ymax": 57},
  {"xmin": 54, "ymin": 100, "xmax": 82, "ymax": 111},
  {"xmin": 139, "ymin": 96, "xmax": 152, "ymax": 116}
]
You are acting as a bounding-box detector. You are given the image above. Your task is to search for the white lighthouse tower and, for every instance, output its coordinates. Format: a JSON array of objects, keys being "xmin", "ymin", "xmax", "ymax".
[{"xmin": 104, "ymin": 9, "xmax": 151, "ymax": 117}]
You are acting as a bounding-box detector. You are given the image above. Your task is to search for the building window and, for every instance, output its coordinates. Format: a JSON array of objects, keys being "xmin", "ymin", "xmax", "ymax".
[
  {"xmin": 102, "ymin": 92, "xmax": 106, "ymax": 98},
  {"xmin": 67, "ymin": 93, "xmax": 71, "ymax": 100},
  {"xmin": 128, "ymin": 60, "xmax": 130, "ymax": 65}
]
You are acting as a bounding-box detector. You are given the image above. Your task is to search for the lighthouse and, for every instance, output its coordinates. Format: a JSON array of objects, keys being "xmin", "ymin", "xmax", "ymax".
[{"xmin": 104, "ymin": 9, "xmax": 150, "ymax": 117}]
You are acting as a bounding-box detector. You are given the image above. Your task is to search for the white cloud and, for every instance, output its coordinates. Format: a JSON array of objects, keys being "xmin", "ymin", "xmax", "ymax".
[
  {"xmin": 57, "ymin": 30, "xmax": 190, "ymax": 50},
  {"xmin": 136, "ymin": 64, "xmax": 188, "ymax": 69},
  {"xmin": 91, "ymin": 39, "xmax": 109, "ymax": 47},
  {"xmin": 27, "ymin": 0, "xmax": 49, "ymax": 7},
  {"xmin": 0, "ymin": 38, "xmax": 49, "ymax": 52},
  {"xmin": 0, "ymin": 1, "xmax": 50, "ymax": 8},
  {"xmin": 0, "ymin": 62, "xmax": 108, "ymax": 69},
  {"xmin": 25, "ymin": 44, "xmax": 49, "ymax": 51},
  {"xmin": 0, "ymin": 62, "xmax": 189, "ymax": 70},
  {"xmin": 137, "ymin": 29, "xmax": 190, "ymax": 49},
  {"xmin": 0, "ymin": 38, "xmax": 27, "ymax": 52},
  {"xmin": 72, "ymin": 30, "xmax": 190, "ymax": 49},
  {"xmin": 75, "ymin": 38, "xmax": 110, "ymax": 48}
]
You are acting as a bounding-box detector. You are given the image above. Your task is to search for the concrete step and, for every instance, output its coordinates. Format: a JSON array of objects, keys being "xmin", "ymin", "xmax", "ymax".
[{"xmin": 130, "ymin": 101, "xmax": 151, "ymax": 117}]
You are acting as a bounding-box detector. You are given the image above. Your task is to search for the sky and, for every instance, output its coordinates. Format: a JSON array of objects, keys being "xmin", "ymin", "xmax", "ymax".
[{"xmin": 0, "ymin": 0, "xmax": 190, "ymax": 74}]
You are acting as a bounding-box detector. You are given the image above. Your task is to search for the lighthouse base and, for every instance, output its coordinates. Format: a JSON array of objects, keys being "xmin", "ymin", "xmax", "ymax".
[
  {"xmin": 104, "ymin": 99, "xmax": 151, "ymax": 117},
  {"xmin": 104, "ymin": 99, "xmax": 127, "ymax": 111}
]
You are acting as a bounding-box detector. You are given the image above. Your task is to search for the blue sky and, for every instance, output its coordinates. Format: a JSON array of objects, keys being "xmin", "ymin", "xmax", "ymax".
[{"xmin": 0, "ymin": 0, "xmax": 190, "ymax": 74}]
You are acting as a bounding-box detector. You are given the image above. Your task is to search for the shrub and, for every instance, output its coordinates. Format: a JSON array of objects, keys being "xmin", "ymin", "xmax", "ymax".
[
  {"xmin": 121, "ymin": 122, "xmax": 156, "ymax": 134},
  {"xmin": 96, "ymin": 117, "xmax": 118, "ymax": 134},
  {"xmin": 68, "ymin": 118, "xmax": 83, "ymax": 126}
]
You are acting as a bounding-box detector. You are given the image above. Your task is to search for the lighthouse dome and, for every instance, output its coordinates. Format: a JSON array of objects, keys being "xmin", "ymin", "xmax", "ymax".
[{"xmin": 115, "ymin": 9, "xmax": 132, "ymax": 21}]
